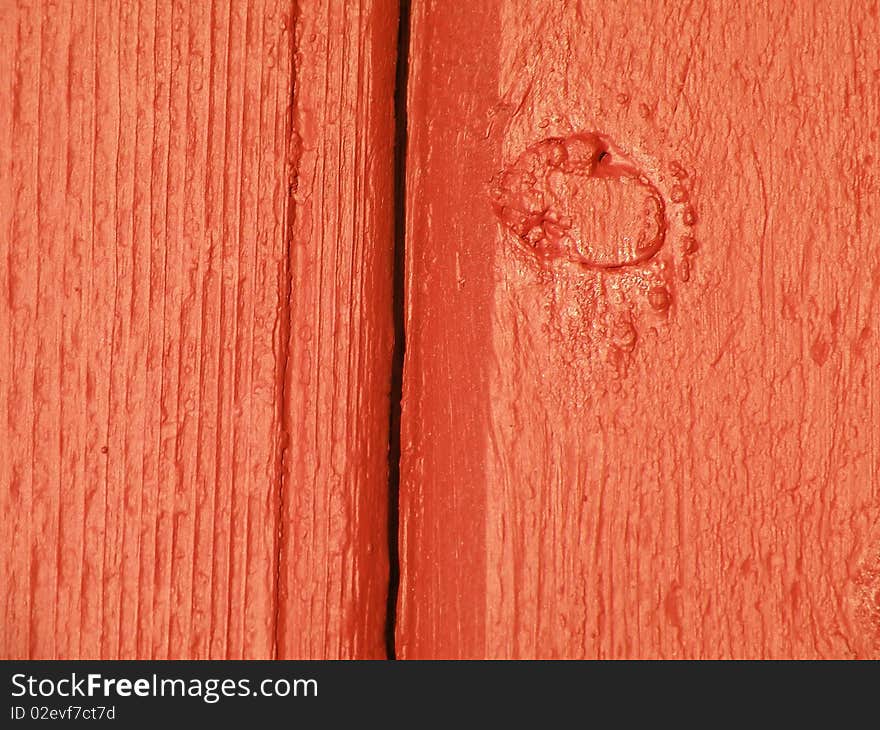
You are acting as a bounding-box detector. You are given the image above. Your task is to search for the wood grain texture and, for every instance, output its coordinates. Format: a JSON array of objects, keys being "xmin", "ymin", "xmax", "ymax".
[
  {"xmin": 277, "ymin": 0, "xmax": 397, "ymax": 659},
  {"xmin": 0, "ymin": 0, "xmax": 397, "ymax": 659},
  {"xmin": 396, "ymin": 0, "xmax": 500, "ymax": 659},
  {"xmin": 398, "ymin": 0, "xmax": 880, "ymax": 658}
]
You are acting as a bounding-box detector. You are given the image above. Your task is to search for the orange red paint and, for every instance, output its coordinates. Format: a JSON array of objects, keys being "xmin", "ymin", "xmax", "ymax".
[{"xmin": 2, "ymin": 0, "xmax": 879, "ymax": 660}]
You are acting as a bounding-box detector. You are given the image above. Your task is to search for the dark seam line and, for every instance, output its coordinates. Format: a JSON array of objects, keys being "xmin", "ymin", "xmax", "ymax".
[
  {"xmin": 274, "ymin": 0, "xmax": 302, "ymax": 660},
  {"xmin": 385, "ymin": 0, "xmax": 412, "ymax": 661}
]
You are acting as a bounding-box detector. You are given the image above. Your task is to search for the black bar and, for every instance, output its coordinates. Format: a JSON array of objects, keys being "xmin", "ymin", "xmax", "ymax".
[{"xmin": 1, "ymin": 660, "xmax": 875, "ymax": 726}]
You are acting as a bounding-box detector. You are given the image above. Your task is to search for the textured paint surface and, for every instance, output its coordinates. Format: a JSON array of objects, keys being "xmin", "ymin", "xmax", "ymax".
[
  {"xmin": 0, "ymin": 0, "xmax": 396, "ymax": 659},
  {"xmin": 4, "ymin": 0, "xmax": 879, "ymax": 663},
  {"xmin": 277, "ymin": 0, "xmax": 397, "ymax": 660},
  {"xmin": 399, "ymin": 0, "xmax": 880, "ymax": 658}
]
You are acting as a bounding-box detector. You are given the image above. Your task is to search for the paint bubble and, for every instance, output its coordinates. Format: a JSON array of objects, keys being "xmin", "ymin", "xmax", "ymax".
[
  {"xmin": 648, "ymin": 286, "xmax": 671, "ymax": 311},
  {"xmin": 678, "ymin": 259, "xmax": 691, "ymax": 282},
  {"xmin": 612, "ymin": 319, "xmax": 638, "ymax": 352},
  {"xmin": 491, "ymin": 133, "xmax": 667, "ymax": 270}
]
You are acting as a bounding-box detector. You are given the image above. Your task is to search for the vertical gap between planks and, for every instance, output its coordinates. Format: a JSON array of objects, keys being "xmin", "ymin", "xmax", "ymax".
[{"xmin": 385, "ymin": 0, "xmax": 412, "ymax": 661}]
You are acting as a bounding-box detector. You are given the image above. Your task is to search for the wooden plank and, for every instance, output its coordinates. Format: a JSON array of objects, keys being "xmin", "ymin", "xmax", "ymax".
[
  {"xmin": 0, "ymin": 0, "xmax": 397, "ymax": 659},
  {"xmin": 397, "ymin": 0, "xmax": 501, "ymax": 659},
  {"xmin": 399, "ymin": 0, "xmax": 880, "ymax": 658},
  {"xmin": 277, "ymin": 0, "xmax": 398, "ymax": 659}
]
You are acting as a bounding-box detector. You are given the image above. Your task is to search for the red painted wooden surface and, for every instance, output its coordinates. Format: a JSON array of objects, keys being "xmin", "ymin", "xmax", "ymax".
[
  {"xmin": 4, "ymin": 0, "xmax": 879, "ymax": 663},
  {"xmin": 277, "ymin": 0, "xmax": 397, "ymax": 659},
  {"xmin": 398, "ymin": 0, "xmax": 880, "ymax": 658},
  {"xmin": 0, "ymin": 0, "xmax": 396, "ymax": 659}
]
